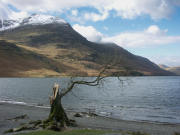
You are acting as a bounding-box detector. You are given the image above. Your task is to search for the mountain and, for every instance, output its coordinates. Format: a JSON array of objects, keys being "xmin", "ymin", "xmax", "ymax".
[
  {"xmin": 167, "ymin": 67, "xmax": 180, "ymax": 75},
  {"xmin": 159, "ymin": 64, "xmax": 169, "ymax": 69},
  {"xmin": 0, "ymin": 14, "xmax": 174, "ymax": 77},
  {"xmin": 159, "ymin": 65, "xmax": 180, "ymax": 75}
]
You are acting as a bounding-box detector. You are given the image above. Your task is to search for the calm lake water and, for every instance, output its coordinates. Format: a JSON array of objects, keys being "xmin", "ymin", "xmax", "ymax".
[{"xmin": 0, "ymin": 77, "xmax": 180, "ymax": 124}]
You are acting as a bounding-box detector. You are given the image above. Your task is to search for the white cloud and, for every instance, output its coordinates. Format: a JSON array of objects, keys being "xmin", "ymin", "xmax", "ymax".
[
  {"xmin": 72, "ymin": 24, "xmax": 180, "ymax": 48},
  {"xmin": 68, "ymin": 10, "xmax": 109, "ymax": 23},
  {"xmin": 71, "ymin": 10, "xmax": 78, "ymax": 16},
  {"xmin": 2, "ymin": 0, "xmax": 91, "ymax": 12},
  {"xmin": 0, "ymin": 1, "xmax": 29, "ymax": 20},
  {"xmin": 73, "ymin": 24, "xmax": 103, "ymax": 42},
  {"xmin": 2, "ymin": 0, "xmax": 180, "ymax": 21},
  {"xmin": 0, "ymin": 1, "xmax": 11, "ymax": 19},
  {"xmin": 9, "ymin": 11, "xmax": 29, "ymax": 19},
  {"xmin": 83, "ymin": 11, "xmax": 109, "ymax": 22},
  {"xmin": 145, "ymin": 25, "xmax": 167, "ymax": 35},
  {"xmin": 103, "ymin": 25, "xmax": 180, "ymax": 47}
]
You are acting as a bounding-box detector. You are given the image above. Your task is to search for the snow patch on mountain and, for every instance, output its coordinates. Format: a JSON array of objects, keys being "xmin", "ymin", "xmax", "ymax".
[
  {"xmin": 0, "ymin": 14, "xmax": 67, "ymax": 31},
  {"xmin": 22, "ymin": 14, "xmax": 66, "ymax": 25},
  {"xmin": 0, "ymin": 20, "xmax": 21, "ymax": 31}
]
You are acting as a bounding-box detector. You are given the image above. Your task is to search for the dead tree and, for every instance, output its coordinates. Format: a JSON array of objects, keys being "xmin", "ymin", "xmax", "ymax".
[
  {"xmin": 48, "ymin": 84, "xmax": 70, "ymax": 127},
  {"xmin": 46, "ymin": 66, "xmax": 111, "ymax": 128},
  {"xmin": 46, "ymin": 63, "xmax": 128, "ymax": 130}
]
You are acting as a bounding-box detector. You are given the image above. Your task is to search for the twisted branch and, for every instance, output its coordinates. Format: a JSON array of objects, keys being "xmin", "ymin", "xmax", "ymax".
[{"xmin": 59, "ymin": 65, "xmax": 109, "ymax": 98}]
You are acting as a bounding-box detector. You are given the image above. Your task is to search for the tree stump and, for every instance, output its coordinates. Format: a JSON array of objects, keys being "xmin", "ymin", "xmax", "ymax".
[{"xmin": 47, "ymin": 84, "xmax": 70, "ymax": 129}]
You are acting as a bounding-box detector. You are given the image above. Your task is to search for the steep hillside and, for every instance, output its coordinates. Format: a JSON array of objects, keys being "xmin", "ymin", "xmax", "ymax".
[
  {"xmin": 0, "ymin": 14, "xmax": 174, "ymax": 77},
  {"xmin": 0, "ymin": 40, "xmax": 87, "ymax": 77}
]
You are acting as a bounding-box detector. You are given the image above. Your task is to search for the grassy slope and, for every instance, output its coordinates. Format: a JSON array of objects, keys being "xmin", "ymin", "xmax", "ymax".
[
  {"xmin": 0, "ymin": 40, "xmax": 58, "ymax": 77},
  {"xmin": 0, "ymin": 40, "xmax": 82, "ymax": 77},
  {"xmin": 17, "ymin": 44, "xmax": 101, "ymax": 76}
]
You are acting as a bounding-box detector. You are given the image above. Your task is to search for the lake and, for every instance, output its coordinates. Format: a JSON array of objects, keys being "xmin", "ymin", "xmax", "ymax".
[{"xmin": 0, "ymin": 77, "xmax": 180, "ymax": 124}]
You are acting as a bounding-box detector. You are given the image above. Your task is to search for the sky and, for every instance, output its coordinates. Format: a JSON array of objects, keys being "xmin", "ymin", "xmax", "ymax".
[{"xmin": 0, "ymin": 0, "xmax": 180, "ymax": 67}]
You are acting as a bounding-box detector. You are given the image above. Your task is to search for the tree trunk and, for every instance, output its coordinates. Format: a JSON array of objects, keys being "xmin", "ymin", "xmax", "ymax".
[
  {"xmin": 48, "ymin": 84, "xmax": 70, "ymax": 128},
  {"xmin": 48, "ymin": 94, "xmax": 69, "ymax": 127}
]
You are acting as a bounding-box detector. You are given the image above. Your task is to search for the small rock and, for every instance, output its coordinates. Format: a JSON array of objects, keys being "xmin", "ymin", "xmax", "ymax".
[
  {"xmin": 37, "ymin": 103, "xmax": 44, "ymax": 106},
  {"xmin": 81, "ymin": 112, "xmax": 98, "ymax": 117},
  {"xmin": 74, "ymin": 113, "xmax": 83, "ymax": 117}
]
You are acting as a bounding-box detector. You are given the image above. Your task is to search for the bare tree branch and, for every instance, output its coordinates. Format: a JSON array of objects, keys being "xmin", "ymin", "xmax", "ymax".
[{"xmin": 59, "ymin": 65, "xmax": 110, "ymax": 98}]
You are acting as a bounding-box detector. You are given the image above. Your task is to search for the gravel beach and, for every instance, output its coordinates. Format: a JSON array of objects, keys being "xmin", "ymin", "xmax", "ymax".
[{"xmin": 0, "ymin": 103, "xmax": 180, "ymax": 135}]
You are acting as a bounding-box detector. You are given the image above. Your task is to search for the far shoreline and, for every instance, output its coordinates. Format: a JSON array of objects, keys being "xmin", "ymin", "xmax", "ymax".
[{"xmin": 0, "ymin": 75, "xmax": 180, "ymax": 78}]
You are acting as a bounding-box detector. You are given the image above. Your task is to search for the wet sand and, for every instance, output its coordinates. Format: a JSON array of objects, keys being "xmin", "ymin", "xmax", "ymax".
[{"xmin": 0, "ymin": 103, "xmax": 180, "ymax": 135}]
